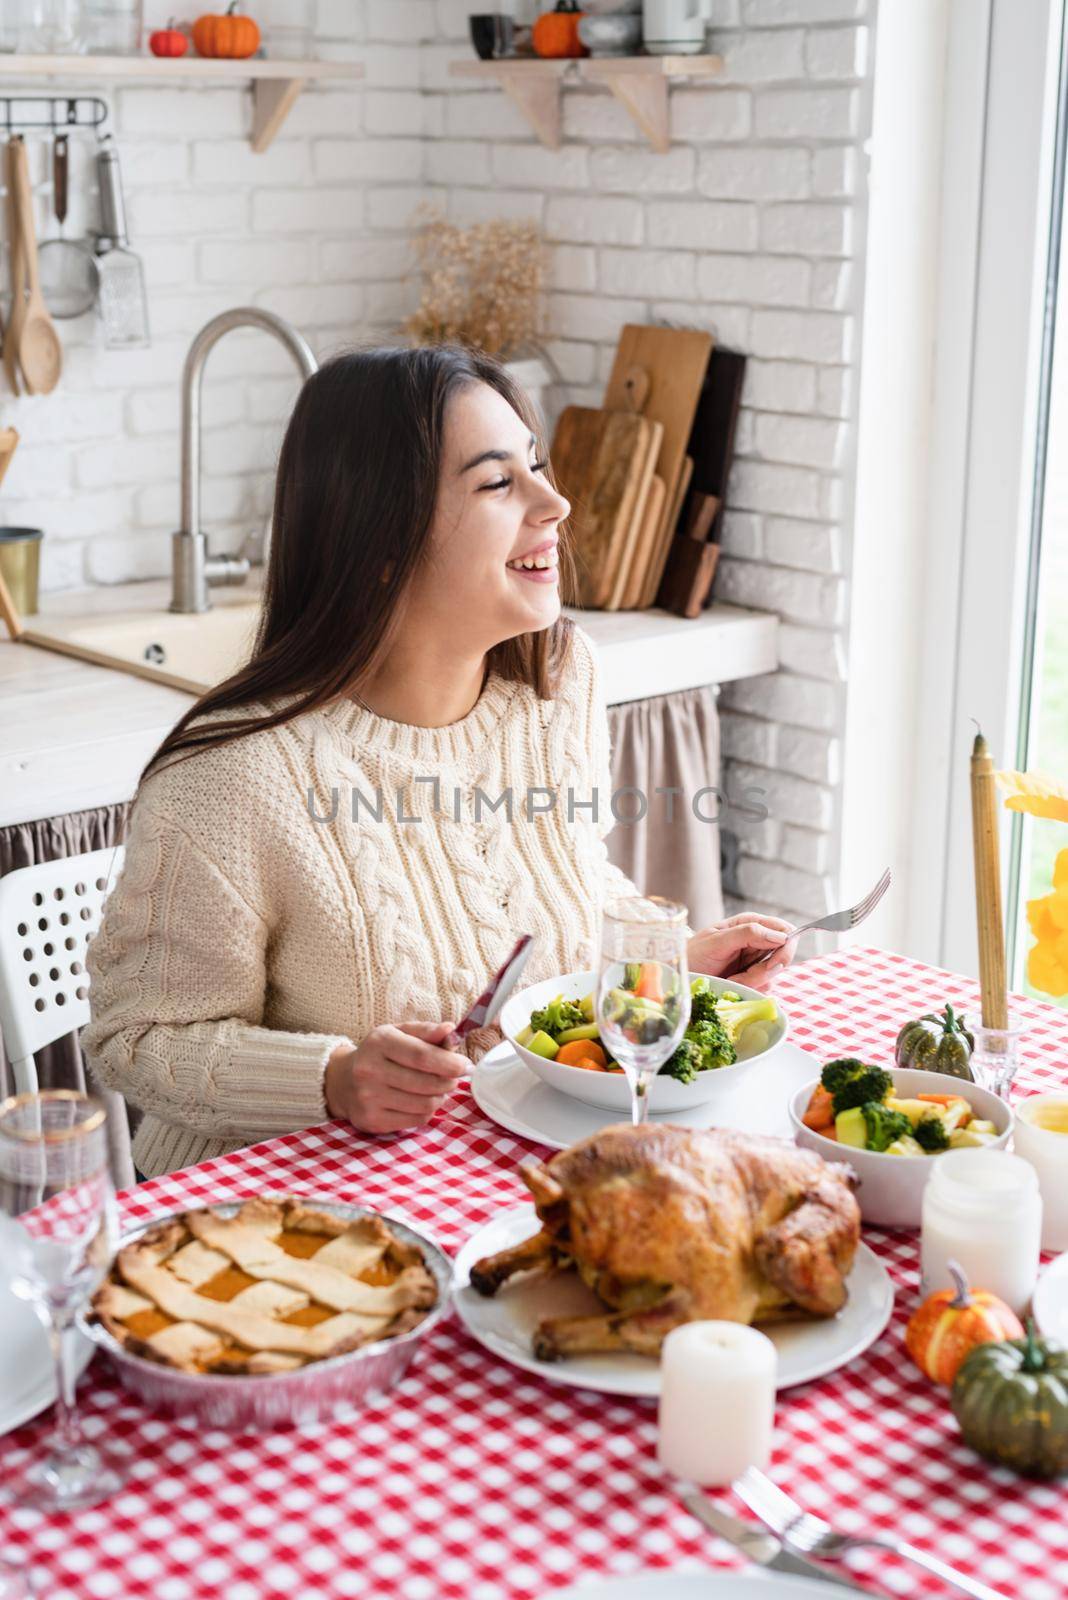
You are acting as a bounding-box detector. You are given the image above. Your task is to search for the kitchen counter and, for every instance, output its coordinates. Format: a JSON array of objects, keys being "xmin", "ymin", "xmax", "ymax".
[{"xmin": 0, "ymin": 575, "xmax": 778, "ymax": 829}]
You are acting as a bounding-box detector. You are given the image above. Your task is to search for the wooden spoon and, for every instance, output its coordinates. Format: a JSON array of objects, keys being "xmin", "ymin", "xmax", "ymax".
[
  {"xmin": 11, "ymin": 135, "xmax": 62, "ymax": 394},
  {"xmin": 2, "ymin": 137, "xmax": 24, "ymax": 396}
]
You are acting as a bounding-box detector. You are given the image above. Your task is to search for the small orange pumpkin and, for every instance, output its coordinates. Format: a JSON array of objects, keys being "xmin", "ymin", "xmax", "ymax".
[
  {"xmin": 905, "ymin": 1260, "xmax": 1024, "ymax": 1386},
  {"xmin": 192, "ymin": 1, "xmax": 260, "ymax": 59},
  {"xmin": 532, "ymin": 0, "xmax": 587, "ymax": 59}
]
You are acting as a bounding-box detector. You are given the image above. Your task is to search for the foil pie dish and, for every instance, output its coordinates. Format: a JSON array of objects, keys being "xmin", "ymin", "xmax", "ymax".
[{"xmin": 86, "ymin": 1198, "xmax": 454, "ymax": 1431}]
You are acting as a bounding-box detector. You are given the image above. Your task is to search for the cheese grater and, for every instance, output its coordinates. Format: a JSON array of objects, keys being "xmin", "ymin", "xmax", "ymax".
[{"xmin": 94, "ymin": 135, "xmax": 149, "ymax": 349}]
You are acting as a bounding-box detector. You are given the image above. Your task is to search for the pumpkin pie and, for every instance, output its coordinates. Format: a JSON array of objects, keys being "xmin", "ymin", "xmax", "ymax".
[{"xmin": 91, "ymin": 1197, "xmax": 438, "ymax": 1376}]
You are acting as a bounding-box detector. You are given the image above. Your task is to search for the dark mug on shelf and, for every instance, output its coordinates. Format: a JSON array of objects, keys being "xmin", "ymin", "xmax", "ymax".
[{"xmin": 470, "ymin": 12, "xmax": 515, "ymax": 59}]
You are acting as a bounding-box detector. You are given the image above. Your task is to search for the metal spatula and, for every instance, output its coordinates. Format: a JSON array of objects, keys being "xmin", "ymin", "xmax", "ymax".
[{"xmin": 93, "ymin": 134, "xmax": 149, "ymax": 349}]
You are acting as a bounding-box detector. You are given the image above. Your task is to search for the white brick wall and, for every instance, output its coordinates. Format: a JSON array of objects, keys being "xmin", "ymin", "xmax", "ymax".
[{"xmin": 1, "ymin": 0, "xmax": 875, "ymax": 920}]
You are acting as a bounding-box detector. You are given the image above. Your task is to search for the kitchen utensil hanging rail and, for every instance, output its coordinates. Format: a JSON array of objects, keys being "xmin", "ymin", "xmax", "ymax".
[{"xmin": 0, "ymin": 96, "xmax": 108, "ymax": 134}]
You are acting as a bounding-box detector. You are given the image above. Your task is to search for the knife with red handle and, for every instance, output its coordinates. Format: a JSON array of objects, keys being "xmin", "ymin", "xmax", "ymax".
[{"xmin": 445, "ymin": 932, "xmax": 534, "ymax": 1049}]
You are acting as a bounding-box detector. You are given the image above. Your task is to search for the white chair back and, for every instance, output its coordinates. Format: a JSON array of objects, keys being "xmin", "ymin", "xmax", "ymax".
[{"xmin": 0, "ymin": 845, "xmax": 126, "ymax": 1096}]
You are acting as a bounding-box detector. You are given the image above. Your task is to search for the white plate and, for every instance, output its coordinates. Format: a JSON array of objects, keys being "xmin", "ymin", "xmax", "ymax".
[
  {"xmin": 545, "ymin": 1574, "xmax": 865, "ymax": 1599},
  {"xmin": 454, "ymin": 1206, "xmax": 894, "ymax": 1397},
  {"xmin": 471, "ymin": 1039, "xmax": 822, "ymax": 1151},
  {"xmin": 0, "ymin": 1281, "xmax": 93, "ymax": 1436},
  {"xmin": 1033, "ymin": 1250, "xmax": 1068, "ymax": 1343}
]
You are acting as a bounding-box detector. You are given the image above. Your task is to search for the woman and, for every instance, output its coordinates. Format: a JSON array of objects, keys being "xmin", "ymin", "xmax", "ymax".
[{"xmin": 83, "ymin": 345, "xmax": 797, "ymax": 1179}]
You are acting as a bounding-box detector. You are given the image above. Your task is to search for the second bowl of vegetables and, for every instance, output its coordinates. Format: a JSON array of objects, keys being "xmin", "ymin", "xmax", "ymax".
[{"xmin": 499, "ymin": 968, "xmax": 789, "ymax": 1112}]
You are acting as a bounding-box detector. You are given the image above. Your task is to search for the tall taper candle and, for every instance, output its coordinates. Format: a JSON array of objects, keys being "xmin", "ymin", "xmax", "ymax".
[{"xmin": 970, "ymin": 730, "xmax": 1008, "ymax": 1030}]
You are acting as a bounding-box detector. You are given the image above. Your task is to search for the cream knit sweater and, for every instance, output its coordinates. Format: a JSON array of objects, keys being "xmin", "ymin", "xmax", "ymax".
[{"xmin": 83, "ymin": 623, "xmax": 661, "ymax": 1178}]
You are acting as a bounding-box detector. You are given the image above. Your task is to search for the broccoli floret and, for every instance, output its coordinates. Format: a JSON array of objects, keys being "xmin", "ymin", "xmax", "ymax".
[
  {"xmin": 529, "ymin": 996, "xmax": 586, "ymax": 1039},
  {"xmin": 860, "ymin": 1101, "xmax": 913, "ymax": 1153},
  {"xmin": 660, "ymin": 1037, "xmax": 702, "ymax": 1084},
  {"xmin": 914, "ymin": 1114, "xmax": 951, "ymax": 1153},
  {"xmin": 688, "ymin": 988, "xmax": 724, "ymax": 1027},
  {"xmin": 820, "ymin": 1057, "xmax": 894, "ymax": 1116},
  {"xmin": 716, "ymin": 996, "xmax": 779, "ymax": 1046}
]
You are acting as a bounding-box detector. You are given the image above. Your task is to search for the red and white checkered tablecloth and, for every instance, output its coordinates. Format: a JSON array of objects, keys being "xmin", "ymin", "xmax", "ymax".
[{"xmin": 3, "ymin": 946, "xmax": 1068, "ymax": 1600}]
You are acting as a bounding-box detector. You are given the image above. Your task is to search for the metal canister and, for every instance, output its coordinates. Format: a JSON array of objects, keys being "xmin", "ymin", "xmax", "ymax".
[{"xmin": 0, "ymin": 527, "xmax": 42, "ymax": 616}]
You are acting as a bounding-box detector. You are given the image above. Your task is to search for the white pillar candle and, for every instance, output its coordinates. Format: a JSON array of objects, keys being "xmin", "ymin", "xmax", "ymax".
[
  {"xmin": 657, "ymin": 1320, "xmax": 777, "ymax": 1486},
  {"xmin": 1013, "ymin": 1094, "xmax": 1068, "ymax": 1252}
]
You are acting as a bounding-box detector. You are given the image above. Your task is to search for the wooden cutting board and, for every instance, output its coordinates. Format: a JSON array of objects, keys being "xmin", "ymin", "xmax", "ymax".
[
  {"xmin": 615, "ymin": 471, "xmax": 666, "ymax": 609},
  {"xmin": 603, "ymin": 325, "xmax": 714, "ymax": 572},
  {"xmin": 639, "ymin": 453, "xmax": 693, "ymax": 608},
  {"xmin": 550, "ymin": 405, "xmax": 656, "ymax": 609}
]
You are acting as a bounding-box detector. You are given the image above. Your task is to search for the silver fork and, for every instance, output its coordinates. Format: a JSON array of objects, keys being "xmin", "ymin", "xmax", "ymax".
[
  {"xmin": 773, "ymin": 867, "xmax": 891, "ymax": 948},
  {"xmin": 735, "ymin": 1467, "xmax": 1011, "ymax": 1600}
]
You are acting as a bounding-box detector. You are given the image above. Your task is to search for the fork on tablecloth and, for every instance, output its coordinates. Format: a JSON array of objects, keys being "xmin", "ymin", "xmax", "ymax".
[{"xmin": 735, "ymin": 1466, "xmax": 1011, "ymax": 1600}]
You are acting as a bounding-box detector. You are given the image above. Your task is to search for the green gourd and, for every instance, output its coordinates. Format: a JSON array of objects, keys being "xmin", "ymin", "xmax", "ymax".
[
  {"xmin": 951, "ymin": 1324, "xmax": 1068, "ymax": 1479},
  {"xmin": 895, "ymin": 1003, "xmax": 975, "ymax": 1080}
]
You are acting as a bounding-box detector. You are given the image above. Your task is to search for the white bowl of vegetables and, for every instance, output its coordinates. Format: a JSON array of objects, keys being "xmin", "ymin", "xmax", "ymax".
[
  {"xmin": 499, "ymin": 967, "xmax": 789, "ymax": 1113},
  {"xmin": 790, "ymin": 1062, "xmax": 1013, "ymax": 1228}
]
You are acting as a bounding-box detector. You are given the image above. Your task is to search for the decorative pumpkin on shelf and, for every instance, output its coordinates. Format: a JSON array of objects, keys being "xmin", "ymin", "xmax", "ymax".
[
  {"xmin": 895, "ymin": 1003, "xmax": 975, "ymax": 1080},
  {"xmin": 192, "ymin": 2, "xmax": 261, "ymax": 59},
  {"xmin": 149, "ymin": 20, "xmax": 188, "ymax": 56},
  {"xmin": 532, "ymin": 0, "xmax": 588, "ymax": 58},
  {"xmin": 951, "ymin": 1322, "xmax": 1068, "ymax": 1479},
  {"xmin": 905, "ymin": 1261, "xmax": 1023, "ymax": 1386}
]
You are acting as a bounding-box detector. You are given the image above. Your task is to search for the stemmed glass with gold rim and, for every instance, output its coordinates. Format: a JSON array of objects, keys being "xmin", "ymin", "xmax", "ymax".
[
  {"xmin": 0, "ymin": 1090, "xmax": 125, "ymax": 1512},
  {"xmin": 596, "ymin": 895, "xmax": 691, "ymax": 1125}
]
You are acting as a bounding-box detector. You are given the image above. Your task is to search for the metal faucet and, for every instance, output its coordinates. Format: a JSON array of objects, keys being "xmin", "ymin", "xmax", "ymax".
[{"xmin": 170, "ymin": 307, "xmax": 318, "ymax": 613}]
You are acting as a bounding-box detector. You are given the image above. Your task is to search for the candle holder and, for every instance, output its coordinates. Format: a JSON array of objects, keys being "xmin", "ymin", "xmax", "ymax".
[{"xmin": 968, "ymin": 1013, "xmax": 1023, "ymax": 1101}]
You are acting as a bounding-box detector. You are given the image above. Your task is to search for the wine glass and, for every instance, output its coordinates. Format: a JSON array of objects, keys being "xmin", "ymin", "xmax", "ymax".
[
  {"xmin": 596, "ymin": 895, "xmax": 691, "ymax": 1125},
  {"xmin": 0, "ymin": 1091, "xmax": 125, "ymax": 1512}
]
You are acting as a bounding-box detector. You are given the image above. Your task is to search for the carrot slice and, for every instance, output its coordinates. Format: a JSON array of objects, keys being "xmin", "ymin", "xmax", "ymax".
[
  {"xmin": 570, "ymin": 1056, "xmax": 604, "ymax": 1072},
  {"xmin": 802, "ymin": 1083, "xmax": 836, "ymax": 1131},
  {"xmin": 917, "ymin": 1093, "xmax": 969, "ymax": 1107},
  {"xmin": 557, "ymin": 1040, "xmax": 607, "ymax": 1068},
  {"xmin": 634, "ymin": 962, "xmax": 665, "ymax": 1004}
]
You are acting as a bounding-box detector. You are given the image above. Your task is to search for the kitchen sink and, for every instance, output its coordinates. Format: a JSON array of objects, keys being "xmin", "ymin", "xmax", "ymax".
[{"xmin": 23, "ymin": 600, "xmax": 262, "ymax": 694}]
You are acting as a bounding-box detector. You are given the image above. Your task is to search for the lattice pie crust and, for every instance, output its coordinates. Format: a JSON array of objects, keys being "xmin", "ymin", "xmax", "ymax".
[{"xmin": 92, "ymin": 1198, "xmax": 438, "ymax": 1376}]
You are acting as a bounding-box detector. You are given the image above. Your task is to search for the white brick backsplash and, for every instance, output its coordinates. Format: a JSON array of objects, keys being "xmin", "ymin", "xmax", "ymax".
[
  {"xmin": 367, "ymin": 0, "xmax": 435, "ymax": 41},
  {"xmin": 777, "ymin": 622, "xmax": 846, "ymax": 680},
  {"xmin": 360, "ymin": 43, "xmax": 422, "ymax": 89},
  {"xmin": 781, "ymin": 823, "xmax": 831, "ymax": 874},
  {"xmin": 779, "ymin": 726, "xmax": 841, "ymax": 783},
  {"xmin": 811, "ymin": 260, "xmax": 853, "ymax": 310},
  {"xmin": 720, "ymin": 27, "xmax": 805, "ymax": 81},
  {"xmin": 763, "ymin": 517, "xmax": 842, "ymax": 574},
  {"xmin": 670, "ymin": 89, "xmax": 752, "ymax": 143},
  {"xmin": 715, "ymin": 554, "xmax": 843, "ymax": 625},
  {"xmin": 117, "ymin": 87, "xmax": 248, "ymax": 138},
  {"xmin": 320, "ymin": 236, "xmax": 414, "ymax": 279},
  {"xmin": 698, "ymin": 253, "xmax": 810, "ymax": 306},
  {"xmin": 493, "ymin": 145, "xmax": 590, "ymax": 191},
  {"xmin": 805, "ymin": 25, "xmax": 869, "ymax": 79},
  {"xmin": 762, "ymin": 202, "xmax": 853, "ymax": 257},
  {"xmin": 722, "ymin": 673, "xmax": 842, "ymax": 734},
  {"xmin": 600, "ymin": 249, "xmax": 696, "ymax": 299},
  {"xmin": 751, "ymin": 309, "xmax": 853, "ymax": 363},
  {"xmin": 743, "ymin": 358, "xmax": 818, "ymax": 413},
  {"xmin": 191, "ymin": 139, "xmax": 309, "ymax": 187},
  {"xmin": 426, "ymin": 139, "xmax": 491, "ymax": 185},
  {"xmin": 652, "ymin": 301, "xmax": 752, "ymax": 348},
  {"xmin": 728, "ymin": 759, "xmax": 835, "ymax": 833},
  {"xmin": 198, "ymin": 239, "xmax": 316, "ymax": 286},
  {"xmin": 316, "ymin": 0, "xmax": 366, "ymax": 38},
  {"xmin": 646, "ymin": 200, "xmax": 758, "ymax": 252},
  {"xmin": 542, "ymin": 245, "xmax": 593, "ymax": 293},
  {"xmin": 365, "ymin": 91, "xmax": 424, "ymax": 136},
  {"xmin": 743, "ymin": 0, "xmax": 865, "ymax": 23},
  {"xmin": 563, "ymin": 94, "xmax": 642, "ymax": 144},
  {"xmin": 590, "ymin": 146, "xmax": 696, "ymax": 196},
  {"xmin": 87, "ymin": 533, "xmax": 171, "ymax": 586},
  {"xmin": 545, "ymin": 196, "xmax": 642, "ymax": 246},
  {"xmin": 735, "ymin": 856, "xmax": 830, "ymax": 917},
  {"xmin": 753, "ymin": 413, "xmax": 843, "ymax": 469},
  {"xmin": 817, "ymin": 366, "xmax": 853, "ymax": 417},
  {"xmin": 445, "ymin": 93, "xmax": 531, "ymax": 141},
  {"xmin": 75, "ymin": 437, "xmax": 176, "ymax": 492},
  {"xmin": 728, "ymin": 459, "xmax": 822, "ymax": 518},
  {"xmin": 129, "ymin": 190, "xmax": 246, "ymax": 238},
  {"xmin": 754, "ymin": 88, "xmax": 860, "ymax": 139},
  {"xmin": 316, "ymin": 137, "xmax": 422, "ymax": 183},
  {"xmin": 549, "ymin": 293, "xmax": 648, "ymax": 342},
  {"xmin": 718, "ymin": 510, "xmax": 763, "ymax": 559},
  {"xmin": 282, "ymin": 88, "xmax": 363, "ymax": 138},
  {"xmin": 812, "ymin": 146, "xmax": 860, "ymax": 197},
  {"xmin": 721, "ymin": 710, "xmax": 777, "ymax": 766},
  {"xmin": 252, "ymin": 185, "xmax": 365, "ymax": 233},
  {"xmin": 696, "ymin": 146, "xmax": 809, "ymax": 201}
]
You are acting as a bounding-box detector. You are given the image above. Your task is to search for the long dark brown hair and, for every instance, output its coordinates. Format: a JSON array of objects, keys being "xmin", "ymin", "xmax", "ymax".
[{"xmin": 139, "ymin": 343, "xmax": 578, "ymax": 792}]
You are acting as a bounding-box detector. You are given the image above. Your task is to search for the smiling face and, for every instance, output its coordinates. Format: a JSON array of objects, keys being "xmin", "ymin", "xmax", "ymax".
[{"xmin": 413, "ymin": 380, "xmax": 570, "ymax": 649}]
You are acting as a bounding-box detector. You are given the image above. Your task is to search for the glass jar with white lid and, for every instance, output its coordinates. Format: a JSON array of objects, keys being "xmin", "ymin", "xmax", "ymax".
[{"xmin": 920, "ymin": 1148, "xmax": 1042, "ymax": 1315}]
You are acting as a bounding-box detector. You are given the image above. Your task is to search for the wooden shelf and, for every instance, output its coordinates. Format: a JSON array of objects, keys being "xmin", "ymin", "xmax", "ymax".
[
  {"xmin": 449, "ymin": 54, "xmax": 723, "ymax": 152},
  {"xmin": 0, "ymin": 54, "xmax": 364, "ymax": 151}
]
